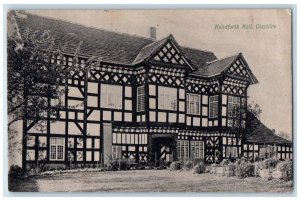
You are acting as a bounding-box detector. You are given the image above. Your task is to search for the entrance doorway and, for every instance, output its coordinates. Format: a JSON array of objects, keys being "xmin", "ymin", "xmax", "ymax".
[{"xmin": 152, "ymin": 137, "xmax": 174, "ymax": 163}]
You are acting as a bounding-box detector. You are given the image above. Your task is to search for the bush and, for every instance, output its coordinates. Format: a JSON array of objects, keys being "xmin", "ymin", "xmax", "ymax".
[
  {"xmin": 170, "ymin": 161, "xmax": 182, "ymax": 171},
  {"xmin": 227, "ymin": 162, "xmax": 236, "ymax": 177},
  {"xmin": 220, "ymin": 159, "xmax": 230, "ymax": 166},
  {"xmin": 236, "ymin": 162, "xmax": 255, "ymax": 179},
  {"xmin": 109, "ymin": 159, "xmax": 129, "ymax": 171},
  {"xmin": 194, "ymin": 163, "xmax": 205, "ymax": 174},
  {"xmin": 184, "ymin": 160, "xmax": 193, "ymax": 170},
  {"xmin": 278, "ymin": 160, "xmax": 293, "ymax": 181},
  {"xmin": 262, "ymin": 158, "xmax": 280, "ymax": 169},
  {"xmin": 8, "ymin": 165, "xmax": 23, "ymax": 177}
]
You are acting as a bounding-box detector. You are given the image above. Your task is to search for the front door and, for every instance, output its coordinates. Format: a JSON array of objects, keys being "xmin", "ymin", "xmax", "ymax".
[{"xmin": 152, "ymin": 137, "xmax": 174, "ymax": 163}]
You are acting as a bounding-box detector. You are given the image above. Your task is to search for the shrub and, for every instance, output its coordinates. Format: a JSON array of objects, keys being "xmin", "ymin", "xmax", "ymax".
[
  {"xmin": 278, "ymin": 160, "xmax": 293, "ymax": 181},
  {"xmin": 236, "ymin": 162, "xmax": 255, "ymax": 179},
  {"xmin": 220, "ymin": 159, "xmax": 230, "ymax": 167},
  {"xmin": 184, "ymin": 160, "xmax": 193, "ymax": 170},
  {"xmin": 170, "ymin": 161, "xmax": 182, "ymax": 171},
  {"xmin": 194, "ymin": 163, "xmax": 205, "ymax": 174},
  {"xmin": 227, "ymin": 162, "xmax": 236, "ymax": 177},
  {"xmin": 158, "ymin": 159, "xmax": 168, "ymax": 169},
  {"xmin": 8, "ymin": 165, "xmax": 23, "ymax": 177},
  {"xmin": 109, "ymin": 159, "xmax": 129, "ymax": 171},
  {"xmin": 262, "ymin": 158, "xmax": 280, "ymax": 169}
]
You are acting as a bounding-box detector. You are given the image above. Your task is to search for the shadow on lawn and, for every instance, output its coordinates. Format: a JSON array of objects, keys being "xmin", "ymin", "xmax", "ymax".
[{"xmin": 8, "ymin": 176, "xmax": 39, "ymax": 192}]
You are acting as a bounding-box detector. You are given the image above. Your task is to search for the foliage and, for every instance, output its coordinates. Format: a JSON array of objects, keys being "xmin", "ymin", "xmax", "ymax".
[
  {"xmin": 277, "ymin": 160, "xmax": 293, "ymax": 181},
  {"xmin": 259, "ymin": 145, "xmax": 278, "ymax": 160},
  {"xmin": 262, "ymin": 158, "xmax": 280, "ymax": 169},
  {"xmin": 193, "ymin": 163, "xmax": 205, "ymax": 174},
  {"xmin": 8, "ymin": 165, "xmax": 23, "ymax": 177},
  {"xmin": 227, "ymin": 162, "xmax": 236, "ymax": 177},
  {"xmin": 236, "ymin": 162, "xmax": 255, "ymax": 179},
  {"xmin": 183, "ymin": 160, "xmax": 193, "ymax": 170},
  {"xmin": 170, "ymin": 161, "xmax": 182, "ymax": 171},
  {"xmin": 220, "ymin": 159, "xmax": 230, "ymax": 166},
  {"xmin": 108, "ymin": 159, "xmax": 129, "ymax": 171},
  {"xmin": 157, "ymin": 159, "xmax": 168, "ymax": 169}
]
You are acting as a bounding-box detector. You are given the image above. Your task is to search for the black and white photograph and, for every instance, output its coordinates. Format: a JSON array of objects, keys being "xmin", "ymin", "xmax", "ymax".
[{"xmin": 6, "ymin": 8, "xmax": 294, "ymax": 193}]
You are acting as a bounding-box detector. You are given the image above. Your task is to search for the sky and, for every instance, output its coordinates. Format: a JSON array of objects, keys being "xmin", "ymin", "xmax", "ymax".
[{"xmin": 26, "ymin": 9, "xmax": 292, "ymax": 136}]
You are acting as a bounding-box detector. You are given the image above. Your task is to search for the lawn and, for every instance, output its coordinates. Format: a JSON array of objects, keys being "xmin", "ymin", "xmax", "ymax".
[{"xmin": 8, "ymin": 169, "xmax": 293, "ymax": 193}]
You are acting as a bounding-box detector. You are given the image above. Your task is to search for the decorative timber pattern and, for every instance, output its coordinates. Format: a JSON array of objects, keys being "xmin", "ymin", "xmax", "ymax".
[
  {"xmin": 226, "ymin": 58, "xmax": 251, "ymax": 79},
  {"xmin": 186, "ymin": 78, "xmax": 219, "ymax": 94},
  {"xmin": 148, "ymin": 66, "xmax": 185, "ymax": 87},
  {"xmin": 221, "ymin": 77, "xmax": 248, "ymax": 96},
  {"xmin": 152, "ymin": 41, "xmax": 186, "ymax": 66}
]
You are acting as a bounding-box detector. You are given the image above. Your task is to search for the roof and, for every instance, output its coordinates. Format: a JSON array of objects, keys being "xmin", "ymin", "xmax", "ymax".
[
  {"xmin": 191, "ymin": 54, "xmax": 239, "ymax": 77},
  {"xmin": 191, "ymin": 53, "xmax": 258, "ymax": 84},
  {"xmin": 181, "ymin": 47, "xmax": 217, "ymax": 69},
  {"xmin": 132, "ymin": 37, "xmax": 169, "ymax": 64},
  {"xmin": 245, "ymin": 114, "xmax": 292, "ymax": 146},
  {"xmin": 15, "ymin": 13, "xmax": 154, "ymax": 65},
  {"xmin": 15, "ymin": 12, "xmax": 216, "ymax": 68}
]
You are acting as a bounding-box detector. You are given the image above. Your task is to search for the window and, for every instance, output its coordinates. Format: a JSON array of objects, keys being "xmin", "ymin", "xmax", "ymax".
[
  {"xmin": 191, "ymin": 141, "xmax": 204, "ymax": 159},
  {"xmin": 226, "ymin": 147, "xmax": 238, "ymax": 158},
  {"xmin": 158, "ymin": 86, "xmax": 177, "ymax": 110},
  {"xmin": 50, "ymin": 137, "xmax": 65, "ymax": 161},
  {"xmin": 177, "ymin": 140, "xmax": 189, "ymax": 159},
  {"xmin": 100, "ymin": 84, "xmax": 122, "ymax": 109},
  {"xmin": 209, "ymin": 95, "xmax": 219, "ymax": 118},
  {"xmin": 228, "ymin": 96, "xmax": 240, "ymax": 117},
  {"xmin": 137, "ymin": 86, "xmax": 145, "ymax": 112},
  {"xmin": 187, "ymin": 93, "xmax": 201, "ymax": 115},
  {"xmin": 112, "ymin": 146, "xmax": 122, "ymax": 159}
]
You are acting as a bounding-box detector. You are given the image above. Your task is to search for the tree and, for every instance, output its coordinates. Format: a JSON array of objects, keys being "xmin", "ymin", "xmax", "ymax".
[
  {"xmin": 7, "ymin": 11, "xmax": 103, "ymax": 170},
  {"xmin": 228, "ymin": 103, "xmax": 262, "ymax": 132}
]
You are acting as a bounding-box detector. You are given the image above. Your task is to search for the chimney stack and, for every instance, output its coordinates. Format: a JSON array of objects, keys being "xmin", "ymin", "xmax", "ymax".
[{"xmin": 149, "ymin": 27, "xmax": 157, "ymax": 40}]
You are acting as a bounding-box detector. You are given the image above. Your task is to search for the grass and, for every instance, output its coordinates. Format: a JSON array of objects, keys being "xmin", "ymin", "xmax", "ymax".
[{"xmin": 8, "ymin": 169, "xmax": 293, "ymax": 192}]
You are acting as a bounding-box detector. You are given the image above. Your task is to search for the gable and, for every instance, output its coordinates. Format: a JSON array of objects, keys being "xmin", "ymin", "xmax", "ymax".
[
  {"xmin": 225, "ymin": 55, "xmax": 258, "ymax": 84},
  {"xmin": 226, "ymin": 58, "xmax": 250, "ymax": 78},
  {"xmin": 149, "ymin": 38, "xmax": 195, "ymax": 70},
  {"xmin": 152, "ymin": 41, "xmax": 185, "ymax": 65}
]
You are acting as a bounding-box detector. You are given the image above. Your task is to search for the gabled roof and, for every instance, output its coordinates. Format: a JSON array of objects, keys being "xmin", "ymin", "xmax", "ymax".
[
  {"xmin": 245, "ymin": 114, "xmax": 292, "ymax": 146},
  {"xmin": 192, "ymin": 54, "xmax": 238, "ymax": 77},
  {"xmin": 191, "ymin": 53, "xmax": 258, "ymax": 84},
  {"xmin": 181, "ymin": 47, "xmax": 217, "ymax": 69},
  {"xmin": 132, "ymin": 37, "xmax": 169, "ymax": 65},
  {"xmin": 133, "ymin": 34, "xmax": 206, "ymax": 71},
  {"xmin": 15, "ymin": 13, "xmax": 155, "ymax": 65},
  {"xmin": 14, "ymin": 12, "xmax": 258, "ymax": 81},
  {"xmin": 15, "ymin": 12, "xmax": 217, "ymax": 68}
]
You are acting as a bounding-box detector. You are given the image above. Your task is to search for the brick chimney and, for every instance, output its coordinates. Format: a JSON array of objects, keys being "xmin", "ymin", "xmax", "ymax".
[{"xmin": 149, "ymin": 27, "xmax": 157, "ymax": 40}]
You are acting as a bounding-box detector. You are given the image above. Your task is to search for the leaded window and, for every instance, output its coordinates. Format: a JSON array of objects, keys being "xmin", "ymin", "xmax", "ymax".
[
  {"xmin": 228, "ymin": 96, "xmax": 240, "ymax": 117},
  {"xmin": 158, "ymin": 86, "xmax": 177, "ymax": 111},
  {"xmin": 100, "ymin": 84, "xmax": 122, "ymax": 109},
  {"xmin": 177, "ymin": 140, "xmax": 189, "ymax": 159},
  {"xmin": 50, "ymin": 137, "xmax": 65, "ymax": 161},
  {"xmin": 137, "ymin": 86, "xmax": 145, "ymax": 112},
  {"xmin": 209, "ymin": 95, "xmax": 219, "ymax": 118},
  {"xmin": 191, "ymin": 141, "xmax": 204, "ymax": 159},
  {"xmin": 112, "ymin": 146, "xmax": 122, "ymax": 159},
  {"xmin": 187, "ymin": 93, "xmax": 201, "ymax": 115}
]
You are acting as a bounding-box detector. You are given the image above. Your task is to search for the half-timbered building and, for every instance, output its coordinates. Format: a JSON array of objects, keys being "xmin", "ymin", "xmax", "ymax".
[{"xmin": 14, "ymin": 13, "xmax": 293, "ymax": 169}]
